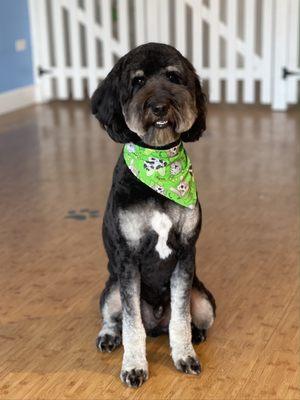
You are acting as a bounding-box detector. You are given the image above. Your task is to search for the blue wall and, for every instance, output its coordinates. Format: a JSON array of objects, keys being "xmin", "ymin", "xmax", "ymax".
[{"xmin": 0, "ymin": 0, "xmax": 34, "ymax": 93}]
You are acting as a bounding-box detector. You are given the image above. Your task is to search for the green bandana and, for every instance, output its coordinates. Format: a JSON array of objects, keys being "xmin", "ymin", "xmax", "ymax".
[{"xmin": 123, "ymin": 142, "xmax": 198, "ymax": 208}]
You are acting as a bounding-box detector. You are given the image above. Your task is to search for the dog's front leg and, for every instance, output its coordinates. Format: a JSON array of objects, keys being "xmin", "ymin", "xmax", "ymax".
[
  {"xmin": 119, "ymin": 265, "xmax": 148, "ymax": 388},
  {"xmin": 169, "ymin": 249, "xmax": 201, "ymax": 374}
]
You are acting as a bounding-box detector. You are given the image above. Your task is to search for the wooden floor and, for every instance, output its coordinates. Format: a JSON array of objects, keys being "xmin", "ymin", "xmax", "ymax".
[{"xmin": 0, "ymin": 102, "xmax": 299, "ymax": 400}]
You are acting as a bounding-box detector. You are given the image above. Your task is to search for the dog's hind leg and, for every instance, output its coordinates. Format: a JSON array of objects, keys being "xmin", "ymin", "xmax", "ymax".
[
  {"xmin": 191, "ymin": 275, "xmax": 216, "ymax": 344},
  {"xmin": 96, "ymin": 275, "xmax": 122, "ymax": 352}
]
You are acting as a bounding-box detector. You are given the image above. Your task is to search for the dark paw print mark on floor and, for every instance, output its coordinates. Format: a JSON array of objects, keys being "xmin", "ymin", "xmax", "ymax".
[{"xmin": 65, "ymin": 209, "xmax": 100, "ymax": 221}]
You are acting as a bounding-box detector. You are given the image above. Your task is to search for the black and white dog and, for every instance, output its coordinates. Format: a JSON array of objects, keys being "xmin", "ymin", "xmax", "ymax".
[{"xmin": 91, "ymin": 43, "xmax": 216, "ymax": 388}]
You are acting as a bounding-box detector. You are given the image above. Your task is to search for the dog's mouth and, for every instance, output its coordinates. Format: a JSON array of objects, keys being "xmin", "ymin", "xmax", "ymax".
[
  {"xmin": 134, "ymin": 116, "xmax": 181, "ymax": 146},
  {"xmin": 154, "ymin": 120, "xmax": 170, "ymax": 129}
]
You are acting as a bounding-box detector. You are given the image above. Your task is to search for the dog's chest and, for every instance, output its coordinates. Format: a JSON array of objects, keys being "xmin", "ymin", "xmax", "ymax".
[{"xmin": 118, "ymin": 202, "xmax": 200, "ymax": 259}]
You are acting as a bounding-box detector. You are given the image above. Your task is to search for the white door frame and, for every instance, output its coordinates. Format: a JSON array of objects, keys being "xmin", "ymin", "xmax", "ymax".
[{"xmin": 272, "ymin": 0, "xmax": 300, "ymax": 110}]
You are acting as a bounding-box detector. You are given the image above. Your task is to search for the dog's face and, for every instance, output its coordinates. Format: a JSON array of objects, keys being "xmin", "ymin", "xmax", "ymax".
[{"xmin": 91, "ymin": 43, "xmax": 206, "ymax": 146}]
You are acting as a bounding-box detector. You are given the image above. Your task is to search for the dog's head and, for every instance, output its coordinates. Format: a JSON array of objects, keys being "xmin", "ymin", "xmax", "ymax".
[{"xmin": 91, "ymin": 43, "xmax": 206, "ymax": 146}]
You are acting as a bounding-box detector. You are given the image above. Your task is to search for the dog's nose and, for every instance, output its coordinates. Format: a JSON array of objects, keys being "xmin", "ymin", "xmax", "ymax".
[{"xmin": 151, "ymin": 103, "xmax": 169, "ymax": 117}]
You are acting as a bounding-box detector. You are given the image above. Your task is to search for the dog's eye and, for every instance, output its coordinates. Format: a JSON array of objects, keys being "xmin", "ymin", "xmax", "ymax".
[
  {"xmin": 166, "ymin": 71, "xmax": 181, "ymax": 84},
  {"xmin": 132, "ymin": 76, "xmax": 146, "ymax": 88}
]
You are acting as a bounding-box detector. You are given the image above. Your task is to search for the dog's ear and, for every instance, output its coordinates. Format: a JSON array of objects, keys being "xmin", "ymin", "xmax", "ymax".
[
  {"xmin": 181, "ymin": 75, "xmax": 207, "ymax": 142},
  {"xmin": 91, "ymin": 59, "xmax": 135, "ymax": 143}
]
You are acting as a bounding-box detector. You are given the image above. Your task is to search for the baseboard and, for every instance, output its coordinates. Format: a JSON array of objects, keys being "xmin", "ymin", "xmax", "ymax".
[{"xmin": 0, "ymin": 85, "xmax": 37, "ymax": 116}]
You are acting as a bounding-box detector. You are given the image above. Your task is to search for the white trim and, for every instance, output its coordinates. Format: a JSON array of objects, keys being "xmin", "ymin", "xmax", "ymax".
[
  {"xmin": 135, "ymin": 0, "xmax": 146, "ymax": 46},
  {"xmin": 0, "ymin": 85, "xmax": 37, "ymax": 116},
  {"xmin": 27, "ymin": 0, "xmax": 39, "ymax": 100},
  {"xmin": 272, "ymin": 0, "xmax": 289, "ymax": 110}
]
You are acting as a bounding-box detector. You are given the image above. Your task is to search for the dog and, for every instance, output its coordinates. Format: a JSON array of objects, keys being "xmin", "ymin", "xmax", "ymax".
[{"xmin": 91, "ymin": 43, "xmax": 216, "ymax": 388}]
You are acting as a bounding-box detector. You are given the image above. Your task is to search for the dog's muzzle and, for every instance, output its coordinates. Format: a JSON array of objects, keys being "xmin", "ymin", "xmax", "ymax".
[{"xmin": 144, "ymin": 97, "xmax": 176, "ymax": 130}]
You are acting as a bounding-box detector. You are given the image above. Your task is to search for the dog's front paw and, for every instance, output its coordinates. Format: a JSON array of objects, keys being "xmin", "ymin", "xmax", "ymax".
[
  {"xmin": 96, "ymin": 333, "xmax": 121, "ymax": 352},
  {"xmin": 174, "ymin": 355, "xmax": 201, "ymax": 375},
  {"xmin": 120, "ymin": 368, "xmax": 148, "ymax": 388}
]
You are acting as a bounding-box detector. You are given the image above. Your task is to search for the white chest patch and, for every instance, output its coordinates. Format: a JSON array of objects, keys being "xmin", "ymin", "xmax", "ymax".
[
  {"xmin": 119, "ymin": 208, "xmax": 145, "ymax": 246},
  {"xmin": 119, "ymin": 202, "xmax": 198, "ymax": 259},
  {"xmin": 150, "ymin": 211, "xmax": 173, "ymax": 259}
]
